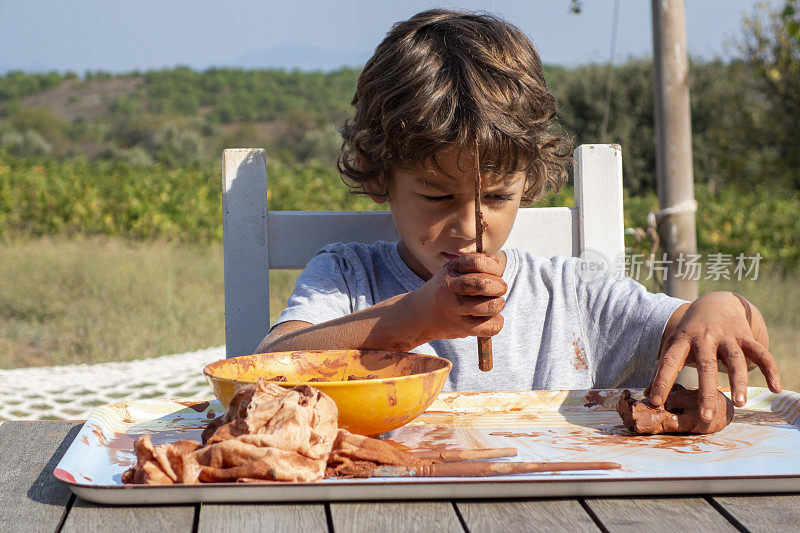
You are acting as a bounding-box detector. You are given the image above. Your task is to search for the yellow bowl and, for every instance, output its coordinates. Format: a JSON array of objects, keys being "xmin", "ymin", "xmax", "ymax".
[{"xmin": 203, "ymin": 349, "xmax": 452, "ymax": 436}]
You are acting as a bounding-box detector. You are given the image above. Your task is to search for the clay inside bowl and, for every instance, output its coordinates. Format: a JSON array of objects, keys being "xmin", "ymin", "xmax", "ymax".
[{"xmin": 203, "ymin": 349, "xmax": 452, "ymax": 436}]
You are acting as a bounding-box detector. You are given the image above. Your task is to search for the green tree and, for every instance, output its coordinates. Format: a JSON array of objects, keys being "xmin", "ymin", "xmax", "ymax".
[{"xmin": 740, "ymin": 0, "xmax": 800, "ymax": 187}]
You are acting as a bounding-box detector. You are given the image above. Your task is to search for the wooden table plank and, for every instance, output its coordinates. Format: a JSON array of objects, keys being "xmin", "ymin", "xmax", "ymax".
[
  {"xmin": 330, "ymin": 501, "xmax": 462, "ymax": 533},
  {"xmin": 712, "ymin": 494, "xmax": 800, "ymax": 532},
  {"xmin": 456, "ymin": 499, "xmax": 599, "ymax": 532},
  {"xmin": 198, "ymin": 503, "xmax": 328, "ymax": 533},
  {"xmin": 61, "ymin": 499, "xmax": 195, "ymax": 532},
  {"xmin": 0, "ymin": 420, "xmax": 81, "ymax": 531},
  {"xmin": 584, "ymin": 497, "xmax": 738, "ymax": 532}
]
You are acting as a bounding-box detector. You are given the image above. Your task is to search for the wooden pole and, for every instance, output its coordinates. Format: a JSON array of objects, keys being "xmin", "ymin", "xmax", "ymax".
[{"xmin": 651, "ymin": 0, "xmax": 698, "ymax": 301}]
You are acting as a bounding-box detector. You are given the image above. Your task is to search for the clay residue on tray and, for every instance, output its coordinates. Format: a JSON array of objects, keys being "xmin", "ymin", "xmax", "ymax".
[
  {"xmin": 489, "ymin": 431, "xmax": 540, "ymax": 438},
  {"xmin": 385, "ymin": 426, "xmax": 461, "ymax": 452},
  {"xmin": 411, "ymin": 407, "xmax": 541, "ymax": 428},
  {"xmin": 173, "ymin": 399, "xmax": 211, "ymax": 413},
  {"xmin": 616, "ymin": 384, "xmax": 734, "ymax": 435},
  {"xmin": 591, "ymin": 424, "xmax": 752, "ymax": 453},
  {"xmin": 733, "ymin": 409, "xmax": 791, "ymax": 425},
  {"xmin": 583, "ymin": 389, "xmax": 619, "ymax": 409}
]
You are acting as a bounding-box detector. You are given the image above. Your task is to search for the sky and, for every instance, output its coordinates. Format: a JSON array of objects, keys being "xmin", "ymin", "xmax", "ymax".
[{"xmin": 0, "ymin": 0, "xmax": 784, "ymax": 74}]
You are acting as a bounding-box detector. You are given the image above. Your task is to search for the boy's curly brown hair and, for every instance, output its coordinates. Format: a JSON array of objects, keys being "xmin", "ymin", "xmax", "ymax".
[{"xmin": 338, "ymin": 9, "xmax": 572, "ymax": 205}]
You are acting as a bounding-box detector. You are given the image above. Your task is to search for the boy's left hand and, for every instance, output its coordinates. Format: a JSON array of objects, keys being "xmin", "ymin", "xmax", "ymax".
[{"xmin": 648, "ymin": 291, "xmax": 782, "ymax": 422}]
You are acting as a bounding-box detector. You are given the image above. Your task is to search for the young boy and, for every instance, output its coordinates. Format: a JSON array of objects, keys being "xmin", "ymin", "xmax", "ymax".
[{"xmin": 259, "ymin": 9, "xmax": 781, "ymax": 424}]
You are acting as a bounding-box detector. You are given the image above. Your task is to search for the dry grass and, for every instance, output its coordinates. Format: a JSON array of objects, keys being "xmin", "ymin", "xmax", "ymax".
[
  {"xmin": 0, "ymin": 236, "xmax": 226, "ymax": 367},
  {"xmin": 0, "ymin": 236, "xmax": 304, "ymax": 369},
  {"xmin": 1, "ymin": 237, "xmax": 797, "ymax": 393},
  {"xmin": 697, "ymin": 268, "xmax": 800, "ymax": 391},
  {"xmin": 635, "ymin": 265, "xmax": 800, "ymax": 391}
]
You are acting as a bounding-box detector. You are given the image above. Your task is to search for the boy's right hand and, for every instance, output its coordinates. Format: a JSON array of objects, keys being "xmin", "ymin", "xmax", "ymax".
[{"xmin": 409, "ymin": 252, "xmax": 507, "ymax": 342}]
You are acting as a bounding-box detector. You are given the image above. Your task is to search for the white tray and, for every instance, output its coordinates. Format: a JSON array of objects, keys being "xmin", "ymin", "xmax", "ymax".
[{"xmin": 54, "ymin": 388, "xmax": 800, "ymax": 504}]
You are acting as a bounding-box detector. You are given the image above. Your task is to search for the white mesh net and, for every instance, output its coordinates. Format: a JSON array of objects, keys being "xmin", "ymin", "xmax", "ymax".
[{"xmin": 0, "ymin": 346, "xmax": 225, "ymax": 420}]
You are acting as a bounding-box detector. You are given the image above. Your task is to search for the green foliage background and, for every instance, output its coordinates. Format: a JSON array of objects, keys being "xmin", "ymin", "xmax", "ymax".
[
  {"xmin": 2, "ymin": 152, "xmax": 797, "ymax": 265},
  {"xmin": 0, "ymin": 155, "xmax": 382, "ymax": 242}
]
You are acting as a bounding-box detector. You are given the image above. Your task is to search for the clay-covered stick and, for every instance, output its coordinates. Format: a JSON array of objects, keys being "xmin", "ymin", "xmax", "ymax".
[
  {"xmin": 410, "ymin": 447, "xmax": 517, "ymax": 462},
  {"xmin": 373, "ymin": 461, "xmax": 622, "ymax": 478},
  {"xmin": 474, "ymin": 140, "xmax": 493, "ymax": 372}
]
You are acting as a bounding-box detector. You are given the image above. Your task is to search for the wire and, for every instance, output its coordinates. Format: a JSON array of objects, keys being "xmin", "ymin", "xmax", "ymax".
[{"xmin": 600, "ymin": 0, "xmax": 621, "ymax": 142}]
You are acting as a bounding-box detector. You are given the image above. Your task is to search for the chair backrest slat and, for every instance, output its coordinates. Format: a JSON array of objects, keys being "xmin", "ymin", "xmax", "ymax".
[
  {"xmin": 221, "ymin": 144, "xmax": 623, "ymax": 357},
  {"xmin": 574, "ymin": 144, "xmax": 625, "ymax": 274},
  {"xmin": 222, "ymin": 149, "xmax": 270, "ymax": 357},
  {"xmin": 266, "ymin": 207, "xmax": 577, "ymax": 270},
  {"xmin": 267, "ymin": 211, "xmax": 399, "ymax": 269}
]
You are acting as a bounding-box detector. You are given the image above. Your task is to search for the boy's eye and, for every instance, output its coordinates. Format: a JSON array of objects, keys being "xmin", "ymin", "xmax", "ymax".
[
  {"xmin": 418, "ymin": 193, "xmax": 513, "ymax": 203},
  {"xmin": 421, "ymin": 194, "xmax": 452, "ymax": 203},
  {"xmin": 487, "ymin": 194, "xmax": 514, "ymax": 202}
]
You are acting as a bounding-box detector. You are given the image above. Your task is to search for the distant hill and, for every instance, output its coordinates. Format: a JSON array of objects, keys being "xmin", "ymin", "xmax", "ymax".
[
  {"xmin": 0, "ymin": 68, "xmax": 361, "ymax": 166},
  {"xmin": 21, "ymin": 77, "xmax": 142, "ymax": 122}
]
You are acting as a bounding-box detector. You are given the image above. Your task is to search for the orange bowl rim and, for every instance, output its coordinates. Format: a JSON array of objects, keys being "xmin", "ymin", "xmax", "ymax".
[{"xmin": 203, "ymin": 349, "xmax": 453, "ymax": 388}]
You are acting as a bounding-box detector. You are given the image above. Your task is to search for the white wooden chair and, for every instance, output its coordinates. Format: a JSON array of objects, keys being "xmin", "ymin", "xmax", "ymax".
[{"xmin": 221, "ymin": 144, "xmax": 625, "ymax": 358}]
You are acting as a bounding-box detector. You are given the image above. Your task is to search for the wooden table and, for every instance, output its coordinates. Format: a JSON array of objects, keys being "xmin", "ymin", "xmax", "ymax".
[{"xmin": 4, "ymin": 420, "xmax": 800, "ymax": 532}]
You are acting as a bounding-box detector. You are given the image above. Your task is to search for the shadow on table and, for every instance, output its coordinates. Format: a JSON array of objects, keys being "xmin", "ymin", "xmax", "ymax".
[{"xmin": 28, "ymin": 422, "xmax": 83, "ymax": 505}]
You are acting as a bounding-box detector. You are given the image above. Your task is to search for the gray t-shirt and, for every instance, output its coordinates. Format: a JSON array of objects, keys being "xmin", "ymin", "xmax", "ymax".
[{"xmin": 274, "ymin": 241, "xmax": 687, "ymax": 392}]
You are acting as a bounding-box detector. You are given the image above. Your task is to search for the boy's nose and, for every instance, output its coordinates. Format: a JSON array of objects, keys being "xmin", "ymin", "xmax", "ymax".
[{"xmin": 447, "ymin": 198, "xmax": 477, "ymax": 241}]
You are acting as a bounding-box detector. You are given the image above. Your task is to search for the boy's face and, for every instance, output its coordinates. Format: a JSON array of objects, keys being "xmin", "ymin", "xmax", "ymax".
[{"xmin": 375, "ymin": 147, "xmax": 526, "ymax": 280}]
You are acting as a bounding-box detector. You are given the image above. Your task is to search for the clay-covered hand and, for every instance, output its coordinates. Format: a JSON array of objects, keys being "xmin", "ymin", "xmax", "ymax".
[
  {"xmin": 648, "ymin": 291, "xmax": 781, "ymax": 423},
  {"xmin": 408, "ymin": 252, "xmax": 506, "ymax": 342}
]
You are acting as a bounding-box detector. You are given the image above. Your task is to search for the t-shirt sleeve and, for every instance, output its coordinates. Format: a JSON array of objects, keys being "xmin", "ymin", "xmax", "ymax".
[
  {"xmin": 569, "ymin": 259, "xmax": 688, "ymax": 388},
  {"xmin": 271, "ymin": 249, "xmax": 359, "ymax": 329}
]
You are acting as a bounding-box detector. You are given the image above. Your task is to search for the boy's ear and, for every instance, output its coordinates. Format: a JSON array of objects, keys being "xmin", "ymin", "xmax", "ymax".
[{"xmin": 364, "ymin": 175, "xmax": 388, "ymax": 204}]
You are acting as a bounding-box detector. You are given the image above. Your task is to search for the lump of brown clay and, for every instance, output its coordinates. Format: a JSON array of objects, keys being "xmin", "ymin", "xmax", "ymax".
[
  {"xmin": 120, "ymin": 436, "xmax": 201, "ymax": 485},
  {"xmin": 326, "ymin": 429, "xmax": 427, "ymax": 478},
  {"xmin": 616, "ymin": 384, "xmax": 734, "ymax": 435},
  {"xmin": 124, "ymin": 381, "xmax": 339, "ymax": 484}
]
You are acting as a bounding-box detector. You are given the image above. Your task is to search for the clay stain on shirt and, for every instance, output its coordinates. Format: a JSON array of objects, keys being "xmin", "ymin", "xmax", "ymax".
[{"xmin": 571, "ymin": 333, "xmax": 588, "ymax": 370}]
